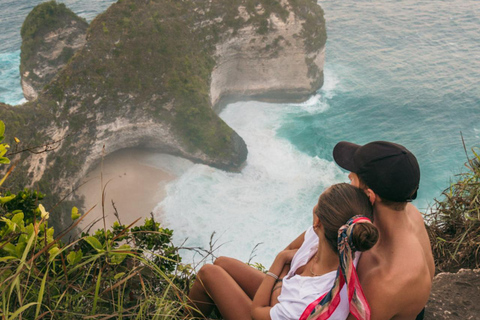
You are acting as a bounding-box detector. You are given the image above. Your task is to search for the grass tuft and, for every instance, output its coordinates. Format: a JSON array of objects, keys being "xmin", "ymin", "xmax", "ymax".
[{"xmin": 426, "ymin": 145, "xmax": 480, "ymax": 272}]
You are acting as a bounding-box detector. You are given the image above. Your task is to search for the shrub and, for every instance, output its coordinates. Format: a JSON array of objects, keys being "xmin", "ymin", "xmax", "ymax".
[
  {"xmin": 0, "ymin": 195, "xmax": 195, "ymax": 318},
  {"xmin": 427, "ymin": 146, "xmax": 480, "ymax": 272},
  {"xmin": 0, "ymin": 120, "xmax": 197, "ymax": 319}
]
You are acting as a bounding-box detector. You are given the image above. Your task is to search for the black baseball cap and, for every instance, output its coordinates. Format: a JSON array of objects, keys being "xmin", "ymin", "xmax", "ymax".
[{"xmin": 333, "ymin": 141, "xmax": 420, "ymax": 202}]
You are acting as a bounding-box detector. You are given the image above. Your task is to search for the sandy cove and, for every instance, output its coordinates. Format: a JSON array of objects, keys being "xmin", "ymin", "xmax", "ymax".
[{"xmin": 75, "ymin": 149, "xmax": 176, "ymax": 233}]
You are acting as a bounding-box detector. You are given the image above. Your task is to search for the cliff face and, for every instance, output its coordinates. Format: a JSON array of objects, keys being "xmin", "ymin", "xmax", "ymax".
[
  {"xmin": 2, "ymin": 0, "xmax": 326, "ymax": 223},
  {"xmin": 20, "ymin": 1, "xmax": 88, "ymax": 101},
  {"xmin": 211, "ymin": 0, "xmax": 326, "ymax": 110}
]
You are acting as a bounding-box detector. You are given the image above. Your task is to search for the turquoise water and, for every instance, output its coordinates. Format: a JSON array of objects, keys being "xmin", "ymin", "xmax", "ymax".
[
  {"xmin": 0, "ymin": 0, "xmax": 479, "ymax": 265},
  {"xmin": 280, "ymin": 0, "xmax": 480, "ymax": 212}
]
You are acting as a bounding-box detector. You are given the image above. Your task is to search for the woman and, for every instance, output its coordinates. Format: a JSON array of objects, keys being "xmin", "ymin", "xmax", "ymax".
[{"xmin": 188, "ymin": 183, "xmax": 378, "ymax": 320}]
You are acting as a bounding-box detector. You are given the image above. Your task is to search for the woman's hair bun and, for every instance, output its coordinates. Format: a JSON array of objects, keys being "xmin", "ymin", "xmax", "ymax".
[{"xmin": 351, "ymin": 222, "xmax": 379, "ymax": 252}]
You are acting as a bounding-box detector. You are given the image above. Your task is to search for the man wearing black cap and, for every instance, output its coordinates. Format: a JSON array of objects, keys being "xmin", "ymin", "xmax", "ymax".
[{"xmin": 333, "ymin": 141, "xmax": 434, "ymax": 320}]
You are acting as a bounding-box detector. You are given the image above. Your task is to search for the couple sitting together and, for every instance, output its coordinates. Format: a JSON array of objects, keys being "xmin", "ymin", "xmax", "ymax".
[{"xmin": 188, "ymin": 141, "xmax": 435, "ymax": 320}]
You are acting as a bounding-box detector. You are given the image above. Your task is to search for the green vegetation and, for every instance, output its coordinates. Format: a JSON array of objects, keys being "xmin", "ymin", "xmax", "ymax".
[
  {"xmin": 291, "ymin": 0, "xmax": 327, "ymax": 53},
  {"xmin": 2, "ymin": 0, "xmax": 328, "ymax": 234},
  {"xmin": 0, "ymin": 201, "xmax": 195, "ymax": 318},
  {"xmin": 427, "ymin": 147, "xmax": 480, "ymax": 272},
  {"xmin": 21, "ymin": 1, "xmax": 82, "ymax": 40},
  {"xmin": 20, "ymin": 1, "xmax": 88, "ymax": 76},
  {"xmin": 0, "ymin": 121, "xmax": 199, "ymax": 319},
  {"xmin": 17, "ymin": 0, "xmax": 326, "ymax": 166}
]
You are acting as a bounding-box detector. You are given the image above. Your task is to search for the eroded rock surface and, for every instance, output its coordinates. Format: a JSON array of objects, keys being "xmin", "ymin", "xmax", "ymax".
[
  {"xmin": 20, "ymin": 2, "xmax": 88, "ymax": 101},
  {"xmin": 211, "ymin": 1, "xmax": 325, "ymax": 110},
  {"xmin": 2, "ymin": 0, "xmax": 326, "ymax": 228},
  {"xmin": 425, "ymin": 269, "xmax": 480, "ymax": 319}
]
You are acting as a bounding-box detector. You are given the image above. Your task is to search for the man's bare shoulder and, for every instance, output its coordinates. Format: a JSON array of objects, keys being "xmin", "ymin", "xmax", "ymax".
[
  {"xmin": 406, "ymin": 203, "xmax": 436, "ymax": 278},
  {"xmin": 406, "ymin": 203, "xmax": 425, "ymax": 225},
  {"xmin": 358, "ymin": 205, "xmax": 433, "ymax": 318}
]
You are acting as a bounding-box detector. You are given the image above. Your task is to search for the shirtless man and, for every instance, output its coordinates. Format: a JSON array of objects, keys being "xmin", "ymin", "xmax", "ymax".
[
  {"xmin": 189, "ymin": 140, "xmax": 434, "ymax": 319},
  {"xmin": 332, "ymin": 141, "xmax": 435, "ymax": 319}
]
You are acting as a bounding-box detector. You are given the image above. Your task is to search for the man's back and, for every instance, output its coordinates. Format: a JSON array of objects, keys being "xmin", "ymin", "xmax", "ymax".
[{"xmin": 354, "ymin": 203, "xmax": 434, "ymax": 319}]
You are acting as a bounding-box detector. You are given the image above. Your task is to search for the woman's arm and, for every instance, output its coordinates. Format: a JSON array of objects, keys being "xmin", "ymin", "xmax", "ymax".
[
  {"xmin": 284, "ymin": 231, "xmax": 306, "ymax": 250},
  {"xmin": 269, "ymin": 263, "xmax": 290, "ymax": 306},
  {"xmin": 251, "ymin": 250, "xmax": 297, "ymax": 320}
]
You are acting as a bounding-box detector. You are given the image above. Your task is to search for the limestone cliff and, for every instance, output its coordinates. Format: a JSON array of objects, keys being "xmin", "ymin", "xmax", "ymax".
[
  {"xmin": 20, "ymin": 1, "xmax": 88, "ymax": 101},
  {"xmin": 211, "ymin": 0, "xmax": 326, "ymax": 110},
  {"xmin": 1, "ymin": 0, "xmax": 326, "ymax": 226}
]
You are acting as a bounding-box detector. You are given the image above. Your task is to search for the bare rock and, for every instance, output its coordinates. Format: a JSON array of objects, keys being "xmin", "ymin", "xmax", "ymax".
[
  {"xmin": 425, "ymin": 269, "xmax": 480, "ymax": 319},
  {"xmin": 20, "ymin": 1, "xmax": 88, "ymax": 101},
  {"xmin": 211, "ymin": 2, "xmax": 326, "ymax": 110},
  {"xmin": 2, "ymin": 0, "xmax": 326, "ymax": 228}
]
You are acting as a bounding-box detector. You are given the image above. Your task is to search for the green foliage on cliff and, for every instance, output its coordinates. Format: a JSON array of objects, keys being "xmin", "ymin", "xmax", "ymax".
[
  {"xmin": 0, "ymin": 125, "xmax": 197, "ymax": 318},
  {"xmin": 21, "ymin": 1, "xmax": 82, "ymax": 39},
  {"xmin": 44, "ymin": 0, "xmax": 244, "ymax": 162},
  {"xmin": 2, "ymin": 0, "xmax": 328, "ymax": 230},
  {"xmin": 48, "ymin": 0, "xmax": 324, "ymax": 157},
  {"xmin": 22, "ymin": 0, "xmax": 326, "ymax": 164},
  {"xmin": 427, "ymin": 147, "xmax": 480, "ymax": 272},
  {"xmin": 0, "ymin": 202, "xmax": 194, "ymax": 318},
  {"xmin": 289, "ymin": 0, "xmax": 327, "ymax": 53},
  {"xmin": 20, "ymin": 1, "xmax": 88, "ymax": 76}
]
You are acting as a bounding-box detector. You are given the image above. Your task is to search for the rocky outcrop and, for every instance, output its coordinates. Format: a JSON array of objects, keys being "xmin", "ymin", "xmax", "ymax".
[
  {"xmin": 20, "ymin": 1, "xmax": 88, "ymax": 101},
  {"xmin": 2, "ymin": 0, "xmax": 326, "ymax": 226},
  {"xmin": 211, "ymin": 1, "xmax": 325, "ymax": 110},
  {"xmin": 425, "ymin": 269, "xmax": 480, "ymax": 319}
]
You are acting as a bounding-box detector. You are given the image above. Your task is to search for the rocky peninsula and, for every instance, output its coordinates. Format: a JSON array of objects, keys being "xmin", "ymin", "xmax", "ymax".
[
  {"xmin": 20, "ymin": 1, "xmax": 89, "ymax": 101},
  {"xmin": 0, "ymin": 0, "xmax": 326, "ymax": 227}
]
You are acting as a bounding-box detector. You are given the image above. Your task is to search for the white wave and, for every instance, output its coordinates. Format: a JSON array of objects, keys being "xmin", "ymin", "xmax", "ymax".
[
  {"xmin": 154, "ymin": 101, "xmax": 345, "ymax": 267},
  {"xmin": 284, "ymin": 66, "xmax": 340, "ymax": 115},
  {"xmin": 321, "ymin": 66, "xmax": 341, "ymax": 98},
  {"xmin": 289, "ymin": 93, "xmax": 328, "ymax": 115}
]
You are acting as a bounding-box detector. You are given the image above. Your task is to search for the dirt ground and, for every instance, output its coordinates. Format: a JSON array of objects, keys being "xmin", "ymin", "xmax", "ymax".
[{"xmin": 425, "ymin": 268, "xmax": 480, "ymax": 319}]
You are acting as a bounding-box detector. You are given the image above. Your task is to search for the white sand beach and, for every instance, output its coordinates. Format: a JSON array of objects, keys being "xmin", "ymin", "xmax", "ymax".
[{"xmin": 75, "ymin": 149, "xmax": 176, "ymax": 233}]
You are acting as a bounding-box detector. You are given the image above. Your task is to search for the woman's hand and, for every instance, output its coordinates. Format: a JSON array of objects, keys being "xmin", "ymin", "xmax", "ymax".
[{"xmin": 269, "ymin": 249, "xmax": 298, "ymax": 276}]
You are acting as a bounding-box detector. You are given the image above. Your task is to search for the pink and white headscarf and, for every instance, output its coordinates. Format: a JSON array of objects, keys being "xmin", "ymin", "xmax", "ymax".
[{"xmin": 299, "ymin": 215, "xmax": 372, "ymax": 320}]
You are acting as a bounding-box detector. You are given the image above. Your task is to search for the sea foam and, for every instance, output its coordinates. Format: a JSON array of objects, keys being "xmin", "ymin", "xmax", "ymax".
[{"xmin": 153, "ymin": 76, "xmax": 344, "ymax": 267}]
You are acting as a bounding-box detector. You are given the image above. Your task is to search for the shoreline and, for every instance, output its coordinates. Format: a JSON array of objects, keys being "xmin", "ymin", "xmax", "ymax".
[{"xmin": 75, "ymin": 149, "xmax": 176, "ymax": 232}]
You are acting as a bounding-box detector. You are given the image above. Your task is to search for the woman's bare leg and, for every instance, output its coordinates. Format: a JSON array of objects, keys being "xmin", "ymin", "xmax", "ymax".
[
  {"xmin": 188, "ymin": 264, "xmax": 253, "ymax": 320},
  {"xmin": 213, "ymin": 256, "xmax": 266, "ymax": 299}
]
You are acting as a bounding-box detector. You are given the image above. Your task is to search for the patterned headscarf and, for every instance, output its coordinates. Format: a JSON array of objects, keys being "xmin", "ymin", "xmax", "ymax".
[{"xmin": 299, "ymin": 215, "xmax": 372, "ymax": 320}]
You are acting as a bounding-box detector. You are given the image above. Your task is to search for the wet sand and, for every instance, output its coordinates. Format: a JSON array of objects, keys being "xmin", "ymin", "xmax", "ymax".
[{"xmin": 76, "ymin": 149, "xmax": 175, "ymax": 232}]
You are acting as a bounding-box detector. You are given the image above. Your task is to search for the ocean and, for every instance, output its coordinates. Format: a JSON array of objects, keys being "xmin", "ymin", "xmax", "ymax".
[{"xmin": 0, "ymin": 0, "xmax": 479, "ymax": 266}]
